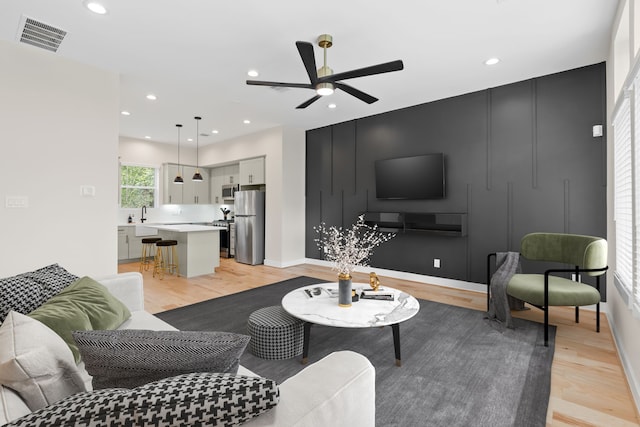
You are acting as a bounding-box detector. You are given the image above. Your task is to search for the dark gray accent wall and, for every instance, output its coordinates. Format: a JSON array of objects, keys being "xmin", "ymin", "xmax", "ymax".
[{"xmin": 306, "ymin": 63, "xmax": 607, "ymax": 287}]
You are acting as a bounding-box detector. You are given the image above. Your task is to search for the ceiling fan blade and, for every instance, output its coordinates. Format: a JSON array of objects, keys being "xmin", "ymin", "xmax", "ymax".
[
  {"xmin": 322, "ymin": 60, "xmax": 404, "ymax": 82},
  {"xmin": 246, "ymin": 80, "xmax": 313, "ymax": 89},
  {"xmin": 296, "ymin": 41, "xmax": 318, "ymax": 83},
  {"xmin": 296, "ymin": 95, "xmax": 322, "ymax": 109},
  {"xmin": 334, "ymin": 82, "xmax": 378, "ymax": 104}
]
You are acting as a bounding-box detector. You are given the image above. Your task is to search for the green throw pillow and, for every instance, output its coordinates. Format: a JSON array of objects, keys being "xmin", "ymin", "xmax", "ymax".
[{"xmin": 28, "ymin": 276, "xmax": 131, "ymax": 362}]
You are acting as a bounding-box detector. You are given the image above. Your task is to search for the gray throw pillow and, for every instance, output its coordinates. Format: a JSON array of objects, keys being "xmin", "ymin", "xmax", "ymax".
[
  {"xmin": 0, "ymin": 264, "xmax": 78, "ymax": 323},
  {"xmin": 72, "ymin": 329, "xmax": 250, "ymax": 389},
  {"xmin": 8, "ymin": 372, "xmax": 279, "ymax": 427}
]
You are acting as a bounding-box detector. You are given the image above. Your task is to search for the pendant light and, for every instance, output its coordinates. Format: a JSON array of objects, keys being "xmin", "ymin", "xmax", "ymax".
[
  {"xmin": 173, "ymin": 124, "xmax": 184, "ymax": 184},
  {"xmin": 192, "ymin": 116, "xmax": 203, "ymax": 182}
]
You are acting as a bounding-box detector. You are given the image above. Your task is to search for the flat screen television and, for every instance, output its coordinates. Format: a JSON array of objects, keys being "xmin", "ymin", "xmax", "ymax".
[{"xmin": 375, "ymin": 153, "xmax": 445, "ymax": 200}]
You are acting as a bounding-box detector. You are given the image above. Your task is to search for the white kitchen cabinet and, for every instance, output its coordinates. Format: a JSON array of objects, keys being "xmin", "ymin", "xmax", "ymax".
[
  {"xmin": 224, "ymin": 164, "xmax": 239, "ymax": 185},
  {"xmin": 210, "ymin": 167, "xmax": 224, "ymax": 204},
  {"xmin": 117, "ymin": 227, "xmax": 129, "ymax": 260},
  {"xmin": 182, "ymin": 166, "xmax": 210, "ymax": 204},
  {"xmin": 117, "ymin": 226, "xmax": 145, "ymax": 261},
  {"xmin": 163, "ymin": 163, "xmax": 184, "ymax": 204},
  {"xmin": 128, "ymin": 233, "xmax": 144, "ymax": 260},
  {"xmin": 163, "ymin": 163, "xmax": 210, "ymax": 204},
  {"xmin": 210, "ymin": 164, "xmax": 240, "ymax": 204},
  {"xmin": 239, "ymin": 157, "xmax": 265, "ymax": 186}
]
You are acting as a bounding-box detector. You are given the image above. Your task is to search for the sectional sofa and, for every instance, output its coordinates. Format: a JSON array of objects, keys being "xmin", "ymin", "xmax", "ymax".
[{"xmin": 0, "ymin": 271, "xmax": 375, "ymax": 426}]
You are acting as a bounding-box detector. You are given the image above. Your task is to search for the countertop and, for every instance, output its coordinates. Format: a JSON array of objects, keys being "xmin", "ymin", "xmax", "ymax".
[
  {"xmin": 118, "ymin": 223, "xmax": 225, "ymax": 233},
  {"xmin": 148, "ymin": 224, "xmax": 225, "ymax": 233},
  {"xmin": 118, "ymin": 221, "xmax": 221, "ymax": 227}
]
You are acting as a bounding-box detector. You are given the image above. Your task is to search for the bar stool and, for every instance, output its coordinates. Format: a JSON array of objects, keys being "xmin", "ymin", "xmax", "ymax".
[
  {"xmin": 153, "ymin": 240, "xmax": 179, "ymax": 279},
  {"xmin": 139, "ymin": 237, "xmax": 162, "ymax": 272}
]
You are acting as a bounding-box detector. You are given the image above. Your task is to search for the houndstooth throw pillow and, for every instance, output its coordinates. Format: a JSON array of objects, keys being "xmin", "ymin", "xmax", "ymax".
[
  {"xmin": 72, "ymin": 329, "xmax": 250, "ymax": 389},
  {"xmin": 0, "ymin": 264, "xmax": 78, "ymax": 323},
  {"xmin": 7, "ymin": 372, "xmax": 280, "ymax": 427}
]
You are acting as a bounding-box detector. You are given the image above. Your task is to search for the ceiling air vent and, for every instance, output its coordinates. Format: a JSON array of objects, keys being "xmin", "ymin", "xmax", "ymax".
[{"xmin": 17, "ymin": 16, "xmax": 67, "ymax": 53}]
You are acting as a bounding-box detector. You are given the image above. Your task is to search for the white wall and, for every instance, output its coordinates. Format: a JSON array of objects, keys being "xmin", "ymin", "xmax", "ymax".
[
  {"xmin": 0, "ymin": 40, "xmax": 119, "ymax": 278},
  {"xmin": 119, "ymin": 127, "xmax": 307, "ymax": 266},
  {"xmin": 279, "ymin": 126, "xmax": 306, "ymax": 265},
  {"xmin": 118, "ymin": 137, "xmax": 218, "ymax": 224},
  {"xmin": 119, "ymin": 137, "xmax": 196, "ymax": 168},
  {"xmin": 198, "ymin": 126, "xmax": 306, "ymax": 267},
  {"xmin": 607, "ymin": 0, "xmax": 640, "ymax": 411}
]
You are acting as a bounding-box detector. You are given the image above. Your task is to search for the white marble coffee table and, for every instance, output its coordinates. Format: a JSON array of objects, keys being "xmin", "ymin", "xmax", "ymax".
[{"xmin": 281, "ymin": 283, "xmax": 420, "ymax": 366}]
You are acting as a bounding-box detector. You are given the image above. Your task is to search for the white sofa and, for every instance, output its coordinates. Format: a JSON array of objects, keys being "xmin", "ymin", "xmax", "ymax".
[{"xmin": 0, "ymin": 272, "xmax": 376, "ymax": 427}]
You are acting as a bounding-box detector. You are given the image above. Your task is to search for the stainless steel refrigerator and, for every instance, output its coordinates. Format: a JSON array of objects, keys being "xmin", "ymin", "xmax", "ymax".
[{"xmin": 234, "ymin": 190, "xmax": 265, "ymax": 265}]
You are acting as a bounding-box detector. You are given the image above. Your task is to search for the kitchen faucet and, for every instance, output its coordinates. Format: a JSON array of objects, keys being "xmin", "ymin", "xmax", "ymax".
[{"xmin": 141, "ymin": 206, "xmax": 147, "ymax": 223}]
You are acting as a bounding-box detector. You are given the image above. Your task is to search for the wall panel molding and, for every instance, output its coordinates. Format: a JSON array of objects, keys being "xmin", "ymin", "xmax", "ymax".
[
  {"xmin": 486, "ymin": 89, "xmax": 493, "ymax": 191},
  {"xmin": 305, "ymin": 63, "xmax": 606, "ymax": 283},
  {"xmin": 531, "ymin": 79, "xmax": 539, "ymax": 189},
  {"xmin": 564, "ymin": 179, "xmax": 571, "ymax": 233}
]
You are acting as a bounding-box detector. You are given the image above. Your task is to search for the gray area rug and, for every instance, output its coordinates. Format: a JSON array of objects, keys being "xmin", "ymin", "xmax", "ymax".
[{"xmin": 157, "ymin": 276, "xmax": 555, "ymax": 427}]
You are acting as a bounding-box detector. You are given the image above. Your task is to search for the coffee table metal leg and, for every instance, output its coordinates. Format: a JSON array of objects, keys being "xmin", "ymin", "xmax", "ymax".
[
  {"xmin": 392, "ymin": 323, "xmax": 401, "ymax": 367},
  {"xmin": 302, "ymin": 322, "xmax": 312, "ymax": 364}
]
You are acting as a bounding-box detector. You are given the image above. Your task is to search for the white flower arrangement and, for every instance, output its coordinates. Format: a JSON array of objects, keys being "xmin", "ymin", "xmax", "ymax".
[{"xmin": 314, "ymin": 214, "xmax": 396, "ymax": 277}]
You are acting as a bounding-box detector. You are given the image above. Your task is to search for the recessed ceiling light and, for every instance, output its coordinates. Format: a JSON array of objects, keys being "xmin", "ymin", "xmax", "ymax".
[
  {"xmin": 212, "ymin": 130, "xmax": 219, "ymax": 134},
  {"xmin": 243, "ymin": 119, "xmax": 251, "ymax": 124},
  {"xmin": 484, "ymin": 57, "xmax": 500, "ymax": 66},
  {"xmin": 121, "ymin": 111, "xmax": 130, "ymax": 116},
  {"xmin": 187, "ymin": 138, "xmax": 193, "ymax": 142},
  {"xmin": 84, "ymin": 1, "xmax": 107, "ymax": 14},
  {"xmin": 328, "ymin": 103, "xmax": 337, "ymax": 109},
  {"xmin": 247, "ymin": 70, "xmax": 259, "ymax": 77},
  {"xmin": 144, "ymin": 136, "xmax": 151, "ymax": 139},
  {"xmin": 146, "ymin": 94, "xmax": 157, "ymax": 100}
]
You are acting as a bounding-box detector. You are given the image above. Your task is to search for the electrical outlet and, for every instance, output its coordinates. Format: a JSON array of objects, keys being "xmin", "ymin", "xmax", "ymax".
[{"xmin": 434, "ymin": 258, "xmax": 441, "ymax": 268}]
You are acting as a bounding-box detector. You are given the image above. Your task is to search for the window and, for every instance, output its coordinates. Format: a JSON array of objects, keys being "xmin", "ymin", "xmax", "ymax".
[
  {"xmin": 120, "ymin": 164, "xmax": 158, "ymax": 208},
  {"xmin": 613, "ymin": 71, "xmax": 640, "ymax": 317}
]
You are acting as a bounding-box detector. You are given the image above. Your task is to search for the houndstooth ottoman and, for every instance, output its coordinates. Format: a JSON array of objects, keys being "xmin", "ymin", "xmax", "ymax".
[{"xmin": 247, "ymin": 305, "xmax": 304, "ymax": 360}]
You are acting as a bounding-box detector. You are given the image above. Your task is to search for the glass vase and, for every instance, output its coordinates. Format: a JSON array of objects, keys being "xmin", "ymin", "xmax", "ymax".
[{"xmin": 338, "ymin": 273, "xmax": 352, "ymax": 308}]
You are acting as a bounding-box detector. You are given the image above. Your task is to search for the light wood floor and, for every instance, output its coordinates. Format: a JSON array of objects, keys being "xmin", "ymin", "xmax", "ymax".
[{"xmin": 119, "ymin": 258, "xmax": 640, "ymax": 427}]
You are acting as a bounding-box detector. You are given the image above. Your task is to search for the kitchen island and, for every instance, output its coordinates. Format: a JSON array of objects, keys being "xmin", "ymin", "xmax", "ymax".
[{"xmin": 146, "ymin": 224, "xmax": 225, "ymax": 278}]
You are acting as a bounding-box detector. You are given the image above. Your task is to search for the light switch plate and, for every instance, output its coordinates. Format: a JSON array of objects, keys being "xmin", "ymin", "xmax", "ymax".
[
  {"xmin": 6, "ymin": 196, "xmax": 28, "ymax": 208},
  {"xmin": 80, "ymin": 185, "xmax": 96, "ymax": 197}
]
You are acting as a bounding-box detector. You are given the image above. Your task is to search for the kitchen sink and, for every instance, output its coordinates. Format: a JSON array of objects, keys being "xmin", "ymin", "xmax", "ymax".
[{"xmin": 135, "ymin": 225, "xmax": 158, "ymax": 237}]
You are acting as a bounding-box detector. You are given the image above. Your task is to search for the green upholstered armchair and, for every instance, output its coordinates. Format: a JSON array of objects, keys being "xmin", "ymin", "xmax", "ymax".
[{"xmin": 487, "ymin": 232, "xmax": 608, "ymax": 346}]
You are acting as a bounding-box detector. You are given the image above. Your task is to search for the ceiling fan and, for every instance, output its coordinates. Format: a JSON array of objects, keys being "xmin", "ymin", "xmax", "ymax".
[{"xmin": 246, "ymin": 34, "xmax": 404, "ymax": 109}]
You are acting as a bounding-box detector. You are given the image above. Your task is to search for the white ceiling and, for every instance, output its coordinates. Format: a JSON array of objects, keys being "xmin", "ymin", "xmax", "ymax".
[{"xmin": 0, "ymin": 0, "xmax": 618, "ymax": 147}]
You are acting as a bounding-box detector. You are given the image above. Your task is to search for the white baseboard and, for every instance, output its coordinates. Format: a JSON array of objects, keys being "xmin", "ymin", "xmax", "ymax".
[
  {"xmin": 264, "ymin": 258, "xmax": 307, "ymax": 268},
  {"xmin": 301, "ymin": 259, "xmax": 609, "ymax": 314},
  {"xmin": 304, "ymin": 258, "xmax": 487, "ymax": 293},
  {"xmin": 606, "ymin": 312, "xmax": 640, "ymax": 414}
]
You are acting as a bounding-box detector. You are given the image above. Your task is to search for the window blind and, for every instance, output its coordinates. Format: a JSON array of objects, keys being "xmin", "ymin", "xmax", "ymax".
[
  {"xmin": 634, "ymin": 78, "xmax": 640, "ymax": 314},
  {"xmin": 614, "ymin": 94, "xmax": 634, "ymax": 303}
]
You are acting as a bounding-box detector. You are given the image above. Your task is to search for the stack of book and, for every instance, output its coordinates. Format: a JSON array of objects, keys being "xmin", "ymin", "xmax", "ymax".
[{"xmin": 360, "ymin": 289, "xmax": 394, "ymax": 301}]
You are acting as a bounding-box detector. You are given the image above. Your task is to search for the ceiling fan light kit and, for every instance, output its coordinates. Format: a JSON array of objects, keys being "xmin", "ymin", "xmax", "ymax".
[
  {"xmin": 246, "ymin": 33, "xmax": 403, "ymax": 109},
  {"xmin": 315, "ymin": 36, "xmax": 335, "ymax": 96},
  {"xmin": 316, "ymin": 82, "xmax": 334, "ymax": 96}
]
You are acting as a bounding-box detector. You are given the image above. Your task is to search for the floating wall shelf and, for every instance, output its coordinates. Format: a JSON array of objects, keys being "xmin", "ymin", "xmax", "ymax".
[{"xmin": 363, "ymin": 212, "xmax": 468, "ymax": 237}]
